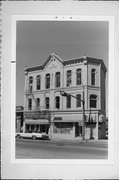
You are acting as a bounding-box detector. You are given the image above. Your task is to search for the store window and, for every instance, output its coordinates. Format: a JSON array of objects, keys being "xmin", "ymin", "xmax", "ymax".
[
  {"xmin": 76, "ymin": 94, "xmax": 81, "ymax": 107},
  {"xmin": 55, "ymin": 96, "xmax": 60, "ymax": 109},
  {"xmin": 66, "ymin": 95, "xmax": 71, "ymax": 108},
  {"xmin": 55, "ymin": 72, "xmax": 60, "ymax": 88},
  {"xmin": 91, "ymin": 69, "xmax": 96, "ymax": 85},
  {"xmin": 36, "ymin": 75, "xmax": 41, "ymax": 90},
  {"xmin": 76, "ymin": 68, "xmax": 82, "ymax": 85},
  {"xmin": 90, "ymin": 94, "xmax": 97, "ymax": 108},
  {"xmin": 46, "ymin": 97, "xmax": 50, "ymax": 109},
  {"xmin": 66, "ymin": 70, "xmax": 72, "ymax": 87},
  {"xmin": 28, "ymin": 98, "xmax": 32, "ymax": 110},
  {"xmin": 45, "ymin": 74, "xmax": 50, "ymax": 89}
]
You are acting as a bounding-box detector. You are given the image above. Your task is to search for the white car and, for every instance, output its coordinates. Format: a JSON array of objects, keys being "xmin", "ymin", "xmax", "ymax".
[{"xmin": 16, "ymin": 132, "xmax": 49, "ymax": 140}]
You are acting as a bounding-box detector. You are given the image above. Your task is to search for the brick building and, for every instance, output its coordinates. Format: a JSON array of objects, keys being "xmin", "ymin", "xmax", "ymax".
[{"xmin": 23, "ymin": 53, "xmax": 107, "ymax": 140}]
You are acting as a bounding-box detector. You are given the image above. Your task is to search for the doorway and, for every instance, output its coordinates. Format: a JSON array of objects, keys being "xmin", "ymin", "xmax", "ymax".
[{"xmin": 75, "ymin": 123, "xmax": 82, "ymax": 137}]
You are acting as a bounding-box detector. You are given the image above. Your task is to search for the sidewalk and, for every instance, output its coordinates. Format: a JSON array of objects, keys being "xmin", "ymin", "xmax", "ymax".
[
  {"xmin": 50, "ymin": 137, "xmax": 108, "ymax": 144},
  {"xmin": 50, "ymin": 137, "xmax": 88, "ymax": 144}
]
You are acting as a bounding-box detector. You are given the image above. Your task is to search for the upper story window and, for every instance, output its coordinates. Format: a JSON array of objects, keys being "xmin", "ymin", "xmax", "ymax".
[
  {"xmin": 66, "ymin": 70, "xmax": 72, "ymax": 87},
  {"xmin": 29, "ymin": 76, "xmax": 33, "ymax": 93},
  {"xmin": 45, "ymin": 97, "xmax": 50, "ymax": 109},
  {"xmin": 36, "ymin": 75, "xmax": 41, "ymax": 90},
  {"xmin": 76, "ymin": 94, "xmax": 81, "ymax": 107},
  {"xmin": 55, "ymin": 96, "xmax": 60, "ymax": 109},
  {"xmin": 66, "ymin": 95, "xmax": 71, "ymax": 108},
  {"xmin": 91, "ymin": 69, "xmax": 96, "ymax": 85},
  {"xmin": 28, "ymin": 98, "xmax": 32, "ymax": 110},
  {"xmin": 29, "ymin": 76, "xmax": 33, "ymax": 84},
  {"xmin": 76, "ymin": 68, "xmax": 82, "ymax": 85},
  {"xmin": 36, "ymin": 98, "xmax": 40, "ymax": 108},
  {"xmin": 90, "ymin": 94, "xmax": 97, "ymax": 108},
  {"xmin": 55, "ymin": 72, "xmax": 60, "ymax": 88},
  {"xmin": 45, "ymin": 74, "xmax": 50, "ymax": 89}
]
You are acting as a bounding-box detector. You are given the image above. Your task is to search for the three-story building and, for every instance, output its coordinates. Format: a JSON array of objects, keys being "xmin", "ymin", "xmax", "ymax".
[{"xmin": 23, "ymin": 53, "xmax": 107, "ymax": 140}]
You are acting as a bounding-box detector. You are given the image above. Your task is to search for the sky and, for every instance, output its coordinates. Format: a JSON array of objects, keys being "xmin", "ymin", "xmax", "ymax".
[{"xmin": 16, "ymin": 21, "xmax": 108, "ymax": 113}]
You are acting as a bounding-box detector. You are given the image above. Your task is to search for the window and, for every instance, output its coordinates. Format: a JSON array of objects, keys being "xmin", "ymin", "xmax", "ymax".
[
  {"xmin": 29, "ymin": 76, "xmax": 33, "ymax": 84},
  {"xmin": 66, "ymin": 95, "xmax": 71, "ymax": 108},
  {"xmin": 46, "ymin": 97, "xmax": 50, "ymax": 109},
  {"xmin": 90, "ymin": 95, "xmax": 97, "ymax": 108},
  {"xmin": 55, "ymin": 96, "xmax": 60, "ymax": 109},
  {"xmin": 28, "ymin": 98, "xmax": 32, "ymax": 110},
  {"xmin": 91, "ymin": 69, "xmax": 96, "ymax": 85},
  {"xmin": 76, "ymin": 94, "xmax": 81, "ymax": 107},
  {"xmin": 36, "ymin": 75, "xmax": 41, "ymax": 90},
  {"xmin": 76, "ymin": 69, "xmax": 82, "ymax": 85},
  {"xmin": 66, "ymin": 70, "xmax": 72, "ymax": 87},
  {"xmin": 45, "ymin": 74, "xmax": 50, "ymax": 89},
  {"xmin": 55, "ymin": 72, "xmax": 60, "ymax": 88},
  {"xmin": 29, "ymin": 76, "xmax": 33, "ymax": 93},
  {"xmin": 36, "ymin": 98, "xmax": 40, "ymax": 108}
]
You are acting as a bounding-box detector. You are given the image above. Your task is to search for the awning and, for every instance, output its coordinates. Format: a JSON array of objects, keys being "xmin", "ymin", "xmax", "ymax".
[
  {"xmin": 53, "ymin": 114, "xmax": 82, "ymax": 122},
  {"xmin": 25, "ymin": 119, "xmax": 49, "ymax": 125}
]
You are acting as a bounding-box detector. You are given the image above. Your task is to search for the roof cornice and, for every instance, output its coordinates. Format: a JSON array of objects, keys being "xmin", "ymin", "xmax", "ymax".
[{"xmin": 25, "ymin": 54, "xmax": 107, "ymax": 73}]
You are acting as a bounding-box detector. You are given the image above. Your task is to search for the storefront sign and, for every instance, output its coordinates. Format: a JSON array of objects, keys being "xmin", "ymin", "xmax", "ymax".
[{"xmin": 54, "ymin": 117, "xmax": 62, "ymax": 121}]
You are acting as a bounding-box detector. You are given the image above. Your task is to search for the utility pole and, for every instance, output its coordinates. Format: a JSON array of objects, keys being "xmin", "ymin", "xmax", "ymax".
[
  {"xmin": 60, "ymin": 89, "xmax": 85, "ymax": 140},
  {"xmin": 82, "ymin": 86, "xmax": 85, "ymax": 140}
]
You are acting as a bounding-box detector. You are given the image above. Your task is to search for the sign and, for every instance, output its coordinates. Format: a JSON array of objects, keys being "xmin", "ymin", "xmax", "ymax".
[
  {"xmin": 54, "ymin": 117, "xmax": 62, "ymax": 121},
  {"xmin": 78, "ymin": 120, "xmax": 82, "ymax": 126},
  {"xmin": 16, "ymin": 106, "xmax": 24, "ymax": 111}
]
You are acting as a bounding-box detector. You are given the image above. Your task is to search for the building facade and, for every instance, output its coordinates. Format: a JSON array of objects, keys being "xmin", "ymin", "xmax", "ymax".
[
  {"xmin": 23, "ymin": 53, "xmax": 107, "ymax": 140},
  {"xmin": 16, "ymin": 106, "xmax": 24, "ymax": 133}
]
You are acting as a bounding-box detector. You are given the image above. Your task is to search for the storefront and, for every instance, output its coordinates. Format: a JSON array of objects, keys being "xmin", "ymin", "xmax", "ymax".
[
  {"xmin": 52, "ymin": 114, "xmax": 83, "ymax": 139},
  {"xmin": 24, "ymin": 119, "xmax": 49, "ymax": 134}
]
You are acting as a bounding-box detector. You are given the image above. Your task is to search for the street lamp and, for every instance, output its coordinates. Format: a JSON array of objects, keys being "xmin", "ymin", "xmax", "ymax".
[{"xmin": 60, "ymin": 89, "xmax": 85, "ymax": 140}]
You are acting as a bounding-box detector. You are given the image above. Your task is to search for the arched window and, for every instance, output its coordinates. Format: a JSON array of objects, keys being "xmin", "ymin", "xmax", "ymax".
[
  {"xmin": 90, "ymin": 95, "xmax": 97, "ymax": 108},
  {"xmin": 28, "ymin": 98, "xmax": 32, "ymax": 110},
  {"xmin": 66, "ymin": 70, "xmax": 72, "ymax": 87},
  {"xmin": 36, "ymin": 98, "xmax": 40, "ymax": 108},
  {"xmin": 66, "ymin": 95, "xmax": 71, "ymax": 108},
  {"xmin": 76, "ymin": 69, "xmax": 82, "ymax": 85},
  {"xmin": 45, "ymin": 97, "xmax": 50, "ymax": 109},
  {"xmin": 45, "ymin": 74, "xmax": 50, "ymax": 89},
  {"xmin": 36, "ymin": 75, "xmax": 41, "ymax": 90},
  {"xmin": 76, "ymin": 94, "xmax": 81, "ymax": 107},
  {"xmin": 91, "ymin": 69, "xmax": 96, "ymax": 85},
  {"xmin": 29, "ymin": 76, "xmax": 33, "ymax": 93},
  {"xmin": 29, "ymin": 76, "xmax": 33, "ymax": 84},
  {"xmin": 55, "ymin": 72, "xmax": 60, "ymax": 88},
  {"xmin": 55, "ymin": 96, "xmax": 60, "ymax": 109}
]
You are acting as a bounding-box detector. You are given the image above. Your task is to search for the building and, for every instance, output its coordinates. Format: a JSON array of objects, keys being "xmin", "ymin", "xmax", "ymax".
[
  {"xmin": 16, "ymin": 106, "xmax": 24, "ymax": 133},
  {"xmin": 23, "ymin": 53, "xmax": 107, "ymax": 140}
]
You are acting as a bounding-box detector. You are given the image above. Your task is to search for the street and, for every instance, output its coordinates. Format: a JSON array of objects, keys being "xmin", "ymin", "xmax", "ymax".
[{"xmin": 16, "ymin": 139, "xmax": 108, "ymax": 159}]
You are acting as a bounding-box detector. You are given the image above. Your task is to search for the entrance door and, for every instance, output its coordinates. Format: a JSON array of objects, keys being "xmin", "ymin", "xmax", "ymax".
[
  {"xmin": 79, "ymin": 126, "xmax": 82, "ymax": 137},
  {"xmin": 75, "ymin": 123, "xmax": 82, "ymax": 137},
  {"xmin": 75, "ymin": 123, "xmax": 79, "ymax": 137}
]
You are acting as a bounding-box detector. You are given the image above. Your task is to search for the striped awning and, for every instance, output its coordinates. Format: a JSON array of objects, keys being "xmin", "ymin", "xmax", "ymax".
[{"xmin": 25, "ymin": 119, "xmax": 49, "ymax": 125}]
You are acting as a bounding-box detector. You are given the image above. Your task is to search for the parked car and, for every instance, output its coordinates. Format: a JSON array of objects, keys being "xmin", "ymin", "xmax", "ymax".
[{"xmin": 16, "ymin": 132, "xmax": 49, "ymax": 140}]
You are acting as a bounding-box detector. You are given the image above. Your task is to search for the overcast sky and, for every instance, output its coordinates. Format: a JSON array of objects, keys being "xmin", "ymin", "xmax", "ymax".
[{"xmin": 16, "ymin": 21, "xmax": 108, "ymax": 113}]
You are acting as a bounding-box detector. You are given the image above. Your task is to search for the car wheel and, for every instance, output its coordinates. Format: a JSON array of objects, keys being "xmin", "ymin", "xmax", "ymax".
[
  {"xmin": 16, "ymin": 134, "xmax": 21, "ymax": 139},
  {"xmin": 32, "ymin": 136, "xmax": 36, "ymax": 140}
]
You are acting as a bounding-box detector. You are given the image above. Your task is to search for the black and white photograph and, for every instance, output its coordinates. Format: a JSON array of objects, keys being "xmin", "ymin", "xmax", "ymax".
[
  {"xmin": 15, "ymin": 18, "xmax": 109, "ymax": 159},
  {"xmin": 2, "ymin": 1, "xmax": 119, "ymax": 179}
]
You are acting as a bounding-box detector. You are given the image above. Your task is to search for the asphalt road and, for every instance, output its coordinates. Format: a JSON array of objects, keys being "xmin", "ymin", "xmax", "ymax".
[{"xmin": 16, "ymin": 139, "xmax": 108, "ymax": 159}]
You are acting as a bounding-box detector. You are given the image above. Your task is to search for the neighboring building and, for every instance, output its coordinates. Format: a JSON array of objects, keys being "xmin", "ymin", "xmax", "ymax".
[
  {"xmin": 16, "ymin": 106, "xmax": 24, "ymax": 133},
  {"xmin": 23, "ymin": 53, "xmax": 107, "ymax": 140}
]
